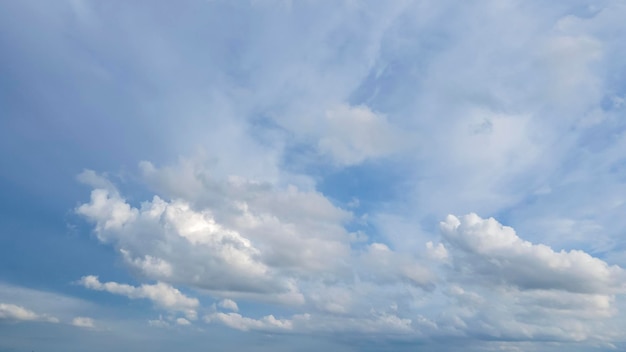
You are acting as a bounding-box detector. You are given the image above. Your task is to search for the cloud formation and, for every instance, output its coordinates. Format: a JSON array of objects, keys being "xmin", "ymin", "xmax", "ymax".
[
  {"xmin": 71, "ymin": 316, "xmax": 95, "ymax": 329},
  {"xmin": 0, "ymin": 303, "xmax": 59, "ymax": 323},
  {"xmin": 3, "ymin": 0, "xmax": 626, "ymax": 351},
  {"xmin": 75, "ymin": 166, "xmax": 626, "ymax": 345},
  {"xmin": 440, "ymin": 213, "xmax": 626, "ymax": 294},
  {"xmin": 78, "ymin": 276, "xmax": 198, "ymax": 320}
]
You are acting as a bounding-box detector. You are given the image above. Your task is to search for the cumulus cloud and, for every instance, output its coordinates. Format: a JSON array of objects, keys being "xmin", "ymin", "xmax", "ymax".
[
  {"xmin": 205, "ymin": 312, "xmax": 294, "ymax": 332},
  {"xmin": 440, "ymin": 213, "xmax": 626, "ymax": 294},
  {"xmin": 9, "ymin": 0, "xmax": 626, "ymax": 350},
  {"xmin": 0, "ymin": 303, "xmax": 59, "ymax": 323},
  {"xmin": 218, "ymin": 299, "xmax": 238, "ymax": 312},
  {"xmin": 76, "ymin": 179, "xmax": 276, "ymax": 293},
  {"xmin": 78, "ymin": 165, "xmax": 419, "ymax": 301},
  {"xmin": 75, "ymin": 162, "xmax": 626, "ymax": 347},
  {"xmin": 71, "ymin": 316, "xmax": 95, "ymax": 329},
  {"xmin": 67, "ymin": 4, "xmax": 626, "ymax": 345},
  {"xmin": 358, "ymin": 243, "xmax": 435, "ymax": 289},
  {"xmin": 429, "ymin": 213, "xmax": 626, "ymax": 343},
  {"xmin": 120, "ymin": 249, "xmax": 173, "ymax": 279},
  {"xmin": 75, "ymin": 167, "xmax": 439, "ymax": 336},
  {"xmin": 78, "ymin": 276, "xmax": 198, "ymax": 319}
]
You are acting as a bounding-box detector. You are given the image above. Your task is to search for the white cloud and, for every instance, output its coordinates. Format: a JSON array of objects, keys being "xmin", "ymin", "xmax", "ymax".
[
  {"xmin": 78, "ymin": 276, "xmax": 198, "ymax": 319},
  {"xmin": 0, "ymin": 282, "xmax": 96, "ymax": 326},
  {"xmin": 176, "ymin": 317, "xmax": 191, "ymax": 326},
  {"xmin": 77, "ymin": 165, "xmax": 358, "ymax": 295},
  {"xmin": 62, "ymin": 2, "xmax": 626, "ymax": 348},
  {"xmin": 427, "ymin": 213, "xmax": 626, "ymax": 343},
  {"xmin": 74, "ymin": 164, "xmax": 626, "ymax": 347},
  {"xmin": 0, "ymin": 303, "xmax": 59, "ymax": 323},
  {"xmin": 72, "ymin": 316, "xmax": 95, "ymax": 329},
  {"xmin": 426, "ymin": 241, "xmax": 448, "ymax": 261},
  {"xmin": 440, "ymin": 213, "xmax": 626, "ymax": 294},
  {"xmin": 218, "ymin": 299, "xmax": 238, "ymax": 312},
  {"xmin": 148, "ymin": 315, "xmax": 169, "ymax": 328},
  {"xmin": 120, "ymin": 249, "xmax": 173, "ymax": 279},
  {"xmin": 76, "ymin": 188, "xmax": 138, "ymax": 235},
  {"xmin": 318, "ymin": 104, "xmax": 403, "ymax": 165},
  {"xmin": 77, "ymin": 180, "xmax": 276, "ymax": 293},
  {"xmin": 205, "ymin": 312, "xmax": 294, "ymax": 332}
]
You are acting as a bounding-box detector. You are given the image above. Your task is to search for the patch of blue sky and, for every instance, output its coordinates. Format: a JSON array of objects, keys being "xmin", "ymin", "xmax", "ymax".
[{"xmin": 317, "ymin": 159, "xmax": 411, "ymax": 213}]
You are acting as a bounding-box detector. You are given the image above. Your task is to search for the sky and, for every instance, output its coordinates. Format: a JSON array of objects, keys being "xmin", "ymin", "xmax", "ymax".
[{"xmin": 1, "ymin": 0, "xmax": 626, "ymax": 351}]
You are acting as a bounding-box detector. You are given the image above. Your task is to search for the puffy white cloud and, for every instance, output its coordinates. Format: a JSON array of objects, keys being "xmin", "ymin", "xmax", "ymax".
[
  {"xmin": 426, "ymin": 241, "xmax": 448, "ymax": 261},
  {"xmin": 77, "ymin": 179, "xmax": 277, "ymax": 294},
  {"xmin": 12, "ymin": 0, "xmax": 626, "ymax": 349},
  {"xmin": 120, "ymin": 249, "xmax": 173, "ymax": 279},
  {"xmin": 0, "ymin": 303, "xmax": 59, "ymax": 323},
  {"xmin": 75, "ymin": 164, "xmax": 626, "ymax": 347},
  {"xmin": 218, "ymin": 299, "xmax": 238, "ymax": 312},
  {"xmin": 75, "ymin": 158, "xmax": 626, "ymax": 347},
  {"xmin": 72, "ymin": 316, "xmax": 95, "ymax": 329},
  {"xmin": 76, "ymin": 167, "xmax": 441, "ymax": 338},
  {"xmin": 139, "ymin": 159, "xmax": 354, "ymax": 274},
  {"xmin": 76, "ymin": 165, "xmax": 379, "ymax": 299},
  {"xmin": 427, "ymin": 213, "xmax": 626, "ymax": 343},
  {"xmin": 440, "ymin": 213, "xmax": 626, "ymax": 294},
  {"xmin": 78, "ymin": 276, "xmax": 198, "ymax": 319}
]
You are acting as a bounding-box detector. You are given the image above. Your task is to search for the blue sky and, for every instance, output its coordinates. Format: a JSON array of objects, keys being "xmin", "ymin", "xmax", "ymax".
[{"xmin": 1, "ymin": 0, "xmax": 626, "ymax": 351}]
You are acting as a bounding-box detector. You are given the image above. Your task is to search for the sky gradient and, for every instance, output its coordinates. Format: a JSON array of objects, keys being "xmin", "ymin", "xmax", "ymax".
[{"xmin": 1, "ymin": 1, "xmax": 626, "ymax": 351}]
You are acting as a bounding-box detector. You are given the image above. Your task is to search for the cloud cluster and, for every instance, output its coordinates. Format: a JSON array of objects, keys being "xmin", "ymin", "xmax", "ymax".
[
  {"xmin": 75, "ymin": 165, "xmax": 626, "ymax": 345},
  {"xmin": 78, "ymin": 276, "xmax": 198, "ymax": 320},
  {"xmin": 0, "ymin": 303, "xmax": 59, "ymax": 323},
  {"xmin": 431, "ymin": 214, "xmax": 625, "ymax": 343},
  {"xmin": 46, "ymin": 0, "xmax": 626, "ymax": 349},
  {"xmin": 440, "ymin": 214, "xmax": 626, "ymax": 294}
]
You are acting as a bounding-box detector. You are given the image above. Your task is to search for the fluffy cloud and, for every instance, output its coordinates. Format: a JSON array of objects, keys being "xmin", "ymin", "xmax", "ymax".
[
  {"xmin": 77, "ymin": 166, "xmax": 367, "ymax": 295},
  {"xmin": 77, "ymin": 177, "xmax": 277, "ymax": 294},
  {"xmin": 75, "ymin": 166, "xmax": 438, "ymax": 335},
  {"xmin": 71, "ymin": 316, "xmax": 95, "ymax": 329},
  {"xmin": 0, "ymin": 303, "xmax": 59, "ymax": 323},
  {"xmin": 205, "ymin": 312, "xmax": 294, "ymax": 332},
  {"xmin": 430, "ymin": 214, "xmax": 626, "ymax": 343},
  {"xmin": 75, "ymin": 161, "xmax": 626, "ymax": 345},
  {"xmin": 64, "ymin": 1, "xmax": 626, "ymax": 349},
  {"xmin": 218, "ymin": 299, "xmax": 238, "ymax": 312},
  {"xmin": 78, "ymin": 276, "xmax": 198, "ymax": 319},
  {"xmin": 440, "ymin": 213, "xmax": 626, "ymax": 294}
]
